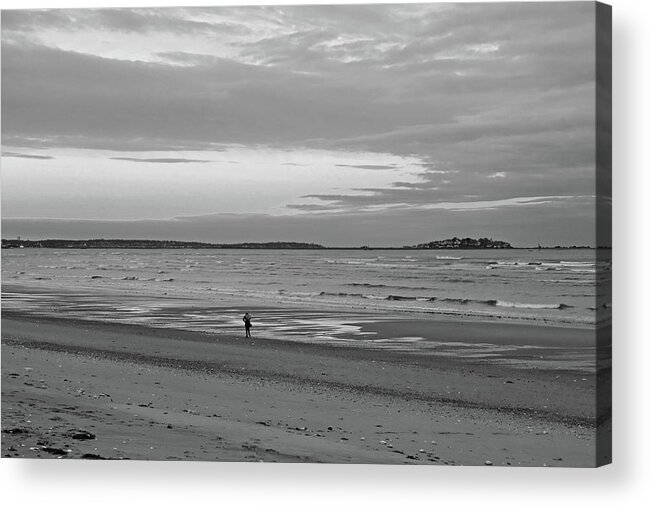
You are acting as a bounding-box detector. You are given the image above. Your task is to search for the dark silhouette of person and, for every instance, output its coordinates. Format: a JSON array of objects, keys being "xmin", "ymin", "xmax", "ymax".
[{"xmin": 243, "ymin": 312, "xmax": 252, "ymax": 338}]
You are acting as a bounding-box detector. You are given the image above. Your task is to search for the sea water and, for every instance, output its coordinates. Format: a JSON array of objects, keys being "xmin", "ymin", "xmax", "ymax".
[
  {"xmin": 2, "ymin": 248, "xmax": 610, "ymax": 329},
  {"xmin": 1, "ymin": 248, "xmax": 610, "ymax": 369}
]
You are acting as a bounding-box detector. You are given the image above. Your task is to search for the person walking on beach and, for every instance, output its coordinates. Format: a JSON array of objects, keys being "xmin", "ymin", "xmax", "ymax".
[{"xmin": 243, "ymin": 312, "xmax": 252, "ymax": 338}]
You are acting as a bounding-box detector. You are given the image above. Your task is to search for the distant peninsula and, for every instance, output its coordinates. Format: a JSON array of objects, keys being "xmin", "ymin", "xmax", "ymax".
[
  {"xmin": 405, "ymin": 237, "xmax": 512, "ymax": 249},
  {"xmin": 1, "ymin": 239, "xmax": 324, "ymax": 249},
  {"xmin": 2, "ymin": 237, "xmax": 605, "ymax": 250}
]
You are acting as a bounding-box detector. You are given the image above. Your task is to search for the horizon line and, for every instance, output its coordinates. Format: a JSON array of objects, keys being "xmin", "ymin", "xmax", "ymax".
[{"xmin": 1, "ymin": 237, "xmax": 609, "ymax": 249}]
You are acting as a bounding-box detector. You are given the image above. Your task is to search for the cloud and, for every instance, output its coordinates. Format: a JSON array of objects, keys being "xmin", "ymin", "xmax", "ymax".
[
  {"xmin": 3, "ymin": 42, "xmax": 425, "ymax": 151},
  {"xmin": 0, "ymin": 4, "xmax": 600, "ymax": 245},
  {"xmin": 2, "ymin": 195, "xmax": 598, "ymax": 247},
  {"xmin": 111, "ymin": 157, "xmax": 211, "ymax": 164},
  {"xmin": 2, "ymin": 4, "xmax": 595, "ymax": 155},
  {"xmin": 285, "ymin": 203, "xmax": 337, "ymax": 212},
  {"xmin": 295, "ymin": 192, "xmax": 580, "ymax": 214},
  {"xmin": 1, "ymin": 8, "xmax": 251, "ymax": 37},
  {"xmin": 335, "ymin": 164, "xmax": 397, "ymax": 170},
  {"xmin": 1, "ymin": 151, "xmax": 55, "ymax": 160}
]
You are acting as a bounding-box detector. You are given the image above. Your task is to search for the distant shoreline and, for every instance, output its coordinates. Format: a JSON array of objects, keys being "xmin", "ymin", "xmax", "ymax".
[{"xmin": 1, "ymin": 239, "xmax": 609, "ymax": 250}]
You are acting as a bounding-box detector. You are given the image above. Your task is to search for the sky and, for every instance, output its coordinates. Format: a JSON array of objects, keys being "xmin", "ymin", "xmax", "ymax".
[{"xmin": 1, "ymin": 2, "xmax": 608, "ymax": 247}]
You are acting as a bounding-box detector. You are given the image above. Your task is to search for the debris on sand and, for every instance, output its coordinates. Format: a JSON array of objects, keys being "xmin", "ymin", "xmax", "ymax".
[
  {"xmin": 66, "ymin": 429, "xmax": 96, "ymax": 440},
  {"xmin": 2, "ymin": 427, "xmax": 31, "ymax": 435},
  {"xmin": 41, "ymin": 446, "xmax": 70, "ymax": 456}
]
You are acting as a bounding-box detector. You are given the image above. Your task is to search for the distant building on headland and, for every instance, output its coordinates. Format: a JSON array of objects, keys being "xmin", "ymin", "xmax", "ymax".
[{"xmin": 407, "ymin": 237, "xmax": 512, "ymax": 249}]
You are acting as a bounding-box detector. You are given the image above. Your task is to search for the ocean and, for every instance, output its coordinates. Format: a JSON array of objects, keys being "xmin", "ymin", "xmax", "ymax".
[
  {"xmin": 2, "ymin": 247, "xmax": 609, "ymax": 325},
  {"xmin": 1, "ymin": 248, "xmax": 611, "ymax": 371}
]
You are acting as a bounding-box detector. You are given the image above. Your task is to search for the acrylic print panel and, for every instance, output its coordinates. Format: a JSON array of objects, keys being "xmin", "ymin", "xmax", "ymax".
[{"xmin": 0, "ymin": 2, "xmax": 611, "ymax": 467}]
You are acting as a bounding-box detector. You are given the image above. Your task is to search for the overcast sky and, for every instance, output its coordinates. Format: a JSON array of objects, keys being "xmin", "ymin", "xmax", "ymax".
[{"xmin": 1, "ymin": 2, "xmax": 605, "ymax": 246}]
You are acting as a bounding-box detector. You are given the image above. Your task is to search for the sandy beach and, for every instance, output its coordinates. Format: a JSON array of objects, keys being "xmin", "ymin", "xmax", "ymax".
[{"xmin": 1, "ymin": 310, "xmax": 610, "ymax": 466}]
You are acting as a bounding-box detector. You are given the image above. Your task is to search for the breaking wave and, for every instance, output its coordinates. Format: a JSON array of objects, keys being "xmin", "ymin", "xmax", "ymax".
[{"xmin": 317, "ymin": 291, "xmax": 572, "ymax": 310}]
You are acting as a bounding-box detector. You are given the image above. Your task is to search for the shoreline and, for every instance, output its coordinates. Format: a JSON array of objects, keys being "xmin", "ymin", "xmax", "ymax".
[
  {"xmin": 1, "ymin": 311, "xmax": 609, "ymax": 465},
  {"xmin": 2, "ymin": 281, "xmax": 602, "ymax": 333},
  {"xmin": 0, "ymin": 281, "xmax": 607, "ymax": 377},
  {"xmin": 1, "ymin": 302, "xmax": 604, "ymax": 374},
  {"xmin": 0, "ymin": 245, "xmax": 610, "ymax": 250}
]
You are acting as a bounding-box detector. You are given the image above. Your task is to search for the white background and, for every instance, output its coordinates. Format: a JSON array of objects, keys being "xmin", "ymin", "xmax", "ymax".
[{"xmin": 0, "ymin": 0, "xmax": 648, "ymax": 505}]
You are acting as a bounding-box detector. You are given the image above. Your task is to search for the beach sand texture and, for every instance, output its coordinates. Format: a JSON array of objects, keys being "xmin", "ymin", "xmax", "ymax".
[{"xmin": 1, "ymin": 310, "xmax": 610, "ymax": 466}]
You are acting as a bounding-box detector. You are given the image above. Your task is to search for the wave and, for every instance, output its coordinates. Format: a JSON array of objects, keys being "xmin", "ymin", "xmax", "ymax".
[
  {"xmin": 484, "ymin": 260, "xmax": 597, "ymax": 273},
  {"xmin": 541, "ymin": 278, "xmax": 595, "ymax": 285},
  {"xmin": 317, "ymin": 291, "xmax": 572, "ymax": 311},
  {"xmin": 322, "ymin": 258, "xmax": 368, "ymax": 265},
  {"xmin": 347, "ymin": 282, "xmax": 442, "ymax": 290},
  {"xmin": 440, "ymin": 297, "xmax": 470, "ymax": 304},
  {"xmin": 319, "ymin": 292, "xmax": 432, "ymax": 302},
  {"xmin": 347, "ymin": 283, "xmax": 391, "ymax": 288},
  {"xmin": 386, "ymin": 295, "xmax": 422, "ymax": 301},
  {"xmin": 588, "ymin": 303, "xmax": 611, "ymax": 311},
  {"xmin": 318, "ymin": 291, "xmax": 573, "ymax": 311},
  {"xmin": 436, "ymin": 255, "xmax": 463, "ymax": 260},
  {"xmin": 320, "ymin": 291, "xmax": 365, "ymax": 298},
  {"xmin": 486, "ymin": 264, "xmax": 528, "ymax": 270},
  {"xmin": 491, "ymin": 300, "xmax": 573, "ymax": 310},
  {"xmin": 439, "ymin": 298, "xmax": 573, "ymax": 310},
  {"xmin": 321, "ymin": 259, "xmax": 408, "ymax": 270}
]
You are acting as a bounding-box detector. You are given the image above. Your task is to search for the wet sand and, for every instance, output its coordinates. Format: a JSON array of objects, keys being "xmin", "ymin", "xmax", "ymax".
[{"xmin": 1, "ymin": 311, "xmax": 609, "ymax": 465}]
